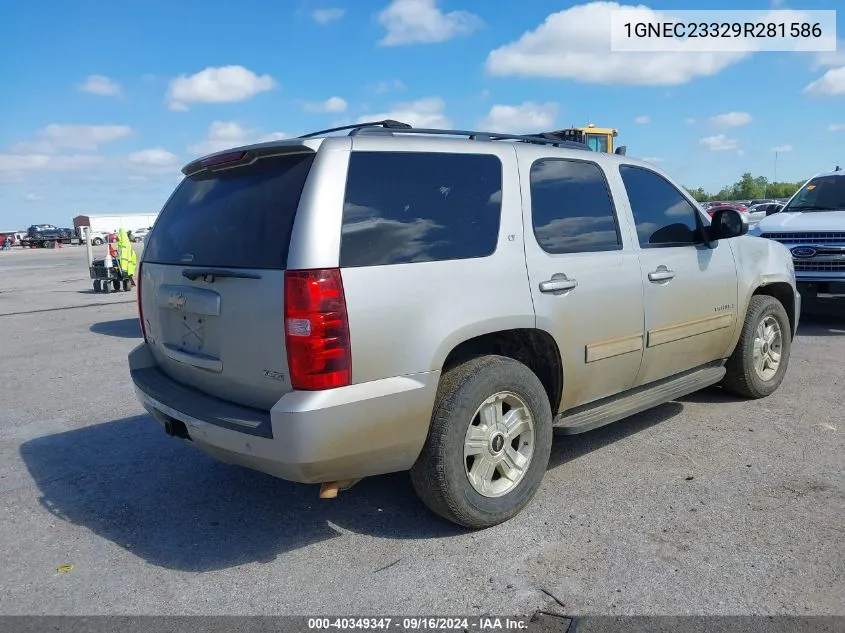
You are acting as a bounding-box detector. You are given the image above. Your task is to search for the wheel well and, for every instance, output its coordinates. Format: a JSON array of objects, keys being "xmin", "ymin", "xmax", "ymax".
[
  {"xmin": 442, "ymin": 329, "xmax": 563, "ymax": 413},
  {"xmin": 753, "ymin": 283, "xmax": 795, "ymax": 337}
]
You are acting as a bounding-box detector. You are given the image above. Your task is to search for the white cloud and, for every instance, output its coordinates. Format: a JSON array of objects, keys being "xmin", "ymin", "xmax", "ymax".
[
  {"xmin": 188, "ymin": 121, "xmax": 286, "ymax": 156},
  {"xmin": 0, "ymin": 154, "xmax": 105, "ymax": 173},
  {"xmin": 685, "ymin": 117, "xmax": 697, "ymax": 125},
  {"xmin": 166, "ymin": 65, "xmax": 277, "ymax": 111},
  {"xmin": 709, "ymin": 111, "xmax": 752, "ymax": 127},
  {"xmin": 312, "ymin": 8, "xmax": 345, "ymax": 24},
  {"xmin": 302, "ymin": 96, "xmax": 348, "ymax": 113},
  {"xmin": 804, "ymin": 66, "xmax": 845, "ymax": 96},
  {"xmin": 12, "ymin": 124, "xmax": 133, "ymax": 153},
  {"xmin": 829, "ymin": 123, "xmax": 845, "ymax": 132},
  {"xmin": 357, "ymin": 97, "xmax": 452, "ymax": 128},
  {"xmin": 11, "ymin": 140, "xmax": 58, "ymax": 154},
  {"xmin": 634, "ymin": 115, "xmax": 651, "ymax": 124},
  {"xmin": 371, "ymin": 79, "xmax": 406, "ymax": 94},
  {"xmin": 484, "ymin": 2, "xmax": 749, "ymax": 86},
  {"xmin": 700, "ymin": 135, "xmax": 738, "ymax": 151},
  {"xmin": 811, "ymin": 41, "xmax": 845, "ymax": 69},
  {"xmin": 24, "ymin": 192, "xmax": 42, "ymax": 201},
  {"xmin": 78, "ymin": 75, "xmax": 122, "ymax": 97},
  {"xmin": 377, "ymin": 0, "xmax": 483, "ymax": 46},
  {"xmin": 128, "ymin": 148, "xmax": 180, "ymax": 167},
  {"xmin": 771, "ymin": 145, "xmax": 793, "ymax": 152},
  {"xmin": 477, "ymin": 101, "xmax": 559, "ymax": 133}
]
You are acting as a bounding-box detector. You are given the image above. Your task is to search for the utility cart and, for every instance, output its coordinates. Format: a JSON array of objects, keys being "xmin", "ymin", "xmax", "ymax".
[{"xmin": 89, "ymin": 257, "xmax": 133, "ymax": 293}]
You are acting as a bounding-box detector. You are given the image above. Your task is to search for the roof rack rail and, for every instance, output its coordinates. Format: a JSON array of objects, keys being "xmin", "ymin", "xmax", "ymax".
[
  {"xmin": 297, "ymin": 119, "xmax": 412, "ymax": 139},
  {"xmin": 297, "ymin": 120, "xmax": 593, "ymax": 150}
]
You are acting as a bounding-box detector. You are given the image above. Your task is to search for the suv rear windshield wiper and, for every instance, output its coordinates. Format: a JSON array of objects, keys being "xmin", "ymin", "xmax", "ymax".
[
  {"xmin": 785, "ymin": 205, "xmax": 841, "ymax": 212},
  {"xmin": 182, "ymin": 268, "xmax": 262, "ymax": 281}
]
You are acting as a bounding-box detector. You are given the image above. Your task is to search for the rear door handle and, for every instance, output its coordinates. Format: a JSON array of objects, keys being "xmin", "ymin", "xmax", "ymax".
[
  {"xmin": 648, "ymin": 266, "xmax": 676, "ymax": 282},
  {"xmin": 539, "ymin": 274, "xmax": 578, "ymax": 293}
]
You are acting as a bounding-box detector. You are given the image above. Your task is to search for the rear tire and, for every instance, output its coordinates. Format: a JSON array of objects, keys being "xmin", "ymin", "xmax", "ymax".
[
  {"xmin": 93, "ymin": 238, "xmax": 103, "ymax": 246},
  {"xmin": 722, "ymin": 295, "xmax": 791, "ymax": 399},
  {"xmin": 410, "ymin": 355, "xmax": 553, "ymax": 529}
]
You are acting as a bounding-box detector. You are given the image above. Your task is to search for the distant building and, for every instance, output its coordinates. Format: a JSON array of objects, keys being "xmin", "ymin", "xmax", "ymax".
[{"xmin": 73, "ymin": 213, "xmax": 159, "ymax": 234}]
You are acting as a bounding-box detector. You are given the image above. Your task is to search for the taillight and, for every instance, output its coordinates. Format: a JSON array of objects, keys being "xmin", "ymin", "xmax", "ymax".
[
  {"xmin": 284, "ymin": 268, "xmax": 351, "ymax": 390},
  {"xmin": 137, "ymin": 262, "xmax": 147, "ymax": 342}
]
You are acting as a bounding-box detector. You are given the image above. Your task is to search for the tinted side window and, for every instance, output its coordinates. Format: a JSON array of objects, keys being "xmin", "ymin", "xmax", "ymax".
[
  {"xmin": 340, "ymin": 152, "xmax": 502, "ymax": 267},
  {"xmin": 530, "ymin": 159, "xmax": 621, "ymax": 254},
  {"xmin": 619, "ymin": 165, "xmax": 702, "ymax": 247}
]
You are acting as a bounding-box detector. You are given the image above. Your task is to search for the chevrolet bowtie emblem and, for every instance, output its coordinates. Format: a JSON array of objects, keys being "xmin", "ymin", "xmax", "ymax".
[{"xmin": 168, "ymin": 293, "xmax": 187, "ymax": 310}]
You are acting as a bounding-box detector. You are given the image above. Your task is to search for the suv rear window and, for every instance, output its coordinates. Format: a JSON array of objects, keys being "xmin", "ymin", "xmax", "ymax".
[
  {"xmin": 339, "ymin": 151, "xmax": 502, "ymax": 267},
  {"xmin": 143, "ymin": 152, "xmax": 315, "ymax": 269}
]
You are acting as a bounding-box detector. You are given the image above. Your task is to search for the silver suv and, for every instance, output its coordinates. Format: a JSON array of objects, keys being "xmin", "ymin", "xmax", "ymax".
[{"xmin": 129, "ymin": 120, "xmax": 800, "ymax": 529}]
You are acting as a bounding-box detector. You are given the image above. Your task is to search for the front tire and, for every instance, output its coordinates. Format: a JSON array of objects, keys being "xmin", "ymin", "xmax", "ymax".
[
  {"xmin": 722, "ymin": 295, "xmax": 791, "ymax": 399},
  {"xmin": 410, "ymin": 355, "xmax": 553, "ymax": 529}
]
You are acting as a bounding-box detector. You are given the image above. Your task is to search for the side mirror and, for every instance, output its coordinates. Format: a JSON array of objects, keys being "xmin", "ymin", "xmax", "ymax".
[
  {"xmin": 615, "ymin": 146, "xmax": 627, "ymax": 155},
  {"xmin": 709, "ymin": 208, "xmax": 748, "ymax": 241},
  {"xmin": 766, "ymin": 204, "xmax": 783, "ymax": 216}
]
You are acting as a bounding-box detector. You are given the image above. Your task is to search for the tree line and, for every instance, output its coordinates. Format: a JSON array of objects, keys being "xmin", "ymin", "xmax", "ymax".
[{"xmin": 685, "ymin": 172, "xmax": 805, "ymax": 202}]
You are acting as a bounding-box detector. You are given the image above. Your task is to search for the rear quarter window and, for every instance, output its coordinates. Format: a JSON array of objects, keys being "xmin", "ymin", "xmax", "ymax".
[
  {"xmin": 339, "ymin": 151, "xmax": 503, "ymax": 267},
  {"xmin": 143, "ymin": 153, "xmax": 315, "ymax": 269}
]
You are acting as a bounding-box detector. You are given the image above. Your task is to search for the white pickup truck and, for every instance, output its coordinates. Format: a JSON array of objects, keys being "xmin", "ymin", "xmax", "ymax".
[{"xmin": 750, "ymin": 167, "xmax": 845, "ymax": 295}]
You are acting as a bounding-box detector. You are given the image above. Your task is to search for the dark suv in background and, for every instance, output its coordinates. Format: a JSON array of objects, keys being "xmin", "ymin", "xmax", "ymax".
[{"xmin": 26, "ymin": 224, "xmax": 74, "ymax": 240}]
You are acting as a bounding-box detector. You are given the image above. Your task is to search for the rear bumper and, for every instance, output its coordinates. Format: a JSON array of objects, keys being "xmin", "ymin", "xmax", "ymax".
[{"xmin": 129, "ymin": 343, "xmax": 439, "ymax": 484}]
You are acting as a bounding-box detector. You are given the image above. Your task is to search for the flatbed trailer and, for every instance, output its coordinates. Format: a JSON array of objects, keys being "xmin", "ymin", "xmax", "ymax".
[{"xmin": 19, "ymin": 236, "xmax": 83, "ymax": 248}]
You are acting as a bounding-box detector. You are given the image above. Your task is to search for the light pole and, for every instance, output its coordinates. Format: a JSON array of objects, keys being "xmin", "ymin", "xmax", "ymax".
[{"xmin": 774, "ymin": 151, "xmax": 779, "ymax": 184}]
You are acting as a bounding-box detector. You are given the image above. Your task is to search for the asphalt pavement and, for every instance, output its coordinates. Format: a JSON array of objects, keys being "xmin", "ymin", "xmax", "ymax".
[{"xmin": 0, "ymin": 245, "xmax": 842, "ymax": 616}]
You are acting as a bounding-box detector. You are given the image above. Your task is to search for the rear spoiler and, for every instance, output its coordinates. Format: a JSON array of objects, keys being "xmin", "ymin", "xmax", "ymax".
[{"xmin": 182, "ymin": 141, "xmax": 318, "ymax": 177}]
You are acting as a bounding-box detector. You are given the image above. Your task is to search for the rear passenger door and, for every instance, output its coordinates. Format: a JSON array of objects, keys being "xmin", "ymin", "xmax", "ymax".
[
  {"xmin": 615, "ymin": 165, "xmax": 739, "ymax": 387},
  {"xmin": 522, "ymin": 155, "xmax": 646, "ymax": 412}
]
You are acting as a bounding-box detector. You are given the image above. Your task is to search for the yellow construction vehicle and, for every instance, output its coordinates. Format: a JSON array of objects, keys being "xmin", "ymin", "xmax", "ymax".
[{"xmin": 541, "ymin": 124, "xmax": 625, "ymax": 155}]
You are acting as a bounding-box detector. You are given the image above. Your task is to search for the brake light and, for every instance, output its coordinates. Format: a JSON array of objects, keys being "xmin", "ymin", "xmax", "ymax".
[
  {"xmin": 284, "ymin": 268, "xmax": 351, "ymax": 390},
  {"xmin": 200, "ymin": 151, "xmax": 247, "ymax": 168},
  {"xmin": 137, "ymin": 262, "xmax": 147, "ymax": 342}
]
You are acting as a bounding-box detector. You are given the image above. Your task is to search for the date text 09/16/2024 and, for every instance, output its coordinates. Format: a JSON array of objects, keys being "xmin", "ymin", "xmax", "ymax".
[{"xmin": 307, "ymin": 617, "xmax": 530, "ymax": 631}]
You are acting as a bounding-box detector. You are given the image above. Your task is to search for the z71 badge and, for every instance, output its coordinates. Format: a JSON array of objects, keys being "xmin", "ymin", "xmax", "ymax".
[{"xmin": 263, "ymin": 370, "xmax": 285, "ymax": 381}]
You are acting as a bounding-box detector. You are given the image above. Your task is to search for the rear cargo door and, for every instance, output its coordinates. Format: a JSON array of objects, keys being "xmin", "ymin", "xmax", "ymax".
[{"xmin": 140, "ymin": 150, "xmax": 315, "ymax": 410}]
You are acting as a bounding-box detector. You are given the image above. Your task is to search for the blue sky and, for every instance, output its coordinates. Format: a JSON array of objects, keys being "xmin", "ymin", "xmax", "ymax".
[{"xmin": 1, "ymin": 0, "xmax": 844, "ymax": 228}]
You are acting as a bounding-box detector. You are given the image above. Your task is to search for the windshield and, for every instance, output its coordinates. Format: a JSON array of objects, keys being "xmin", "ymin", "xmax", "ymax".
[{"xmin": 784, "ymin": 175, "xmax": 845, "ymax": 212}]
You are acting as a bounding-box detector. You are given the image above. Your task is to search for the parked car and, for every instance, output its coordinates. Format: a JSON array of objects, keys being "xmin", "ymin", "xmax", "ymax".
[
  {"xmin": 129, "ymin": 121, "xmax": 800, "ymax": 529},
  {"xmin": 129, "ymin": 227, "xmax": 150, "ymax": 242},
  {"xmin": 746, "ymin": 202, "xmax": 781, "ymax": 225},
  {"xmin": 750, "ymin": 167, "xmax": 845, "ymax": 295}
]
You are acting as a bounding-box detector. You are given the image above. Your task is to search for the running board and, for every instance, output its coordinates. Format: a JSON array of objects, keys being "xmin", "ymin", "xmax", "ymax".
[{"xmin": 554, "ymin": 365, "xmax": 726, "ymax": 435}]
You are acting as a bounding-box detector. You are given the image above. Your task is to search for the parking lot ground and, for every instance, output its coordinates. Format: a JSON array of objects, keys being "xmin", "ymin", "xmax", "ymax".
[{"xmin": 0, "ymin": 246, "xmax": 843, "ymax": 616}]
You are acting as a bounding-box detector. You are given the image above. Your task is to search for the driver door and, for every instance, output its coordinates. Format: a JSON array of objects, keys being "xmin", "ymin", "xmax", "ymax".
[{"xmin": 614, "ymin": 165, "xmax": 739, "ymax": 387}]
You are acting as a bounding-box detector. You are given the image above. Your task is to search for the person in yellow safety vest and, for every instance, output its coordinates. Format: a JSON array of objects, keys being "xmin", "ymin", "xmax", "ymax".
[{"xmin": 116, "ymin": 228, "xmax": 138, "ymax": 285}]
